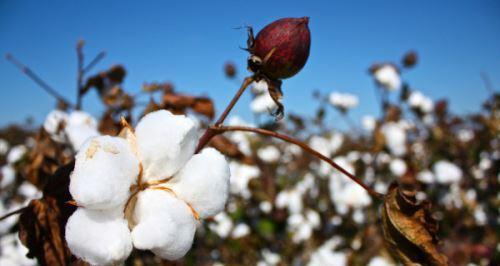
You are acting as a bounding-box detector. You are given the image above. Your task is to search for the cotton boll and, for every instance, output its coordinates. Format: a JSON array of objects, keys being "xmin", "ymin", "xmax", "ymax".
[
  {"xmin": 328, "ymin": 92, "xmax": 359, "ymax": 110},
  {"xmin": 309, "ymin": 136, "xmax": 331, "ymax": 157},
  {"xmin": 0, "ymin": 138, "xmax": 10, "ymax": 155},
  {"xmin": 308, "ymin": 238, "xmax": 346, "ymax": 266},
  {"xmin": 7, "ymin": 145, "xmax": 27, "ymax": 164},
  {"xmin": 433, "ymin": 160, "xmax": 462, "ymax": 184},
  {"xmin": 229, "ymin": 162, "xmax": 260, "ymax": 199},
  {"xmin": 373, "ymin": 64, "xmax": 401, "ymax": 91},
  {"xmin": 381, "ymin": 122, "xmax": 407, "ymax": 156},
  {"xmin": 70, "ymin": 136, "xmax": 139, "ymax": 210},
  {"xmin": 66, "ymin": 111, "xmax": 99, "ymax": 151},
  {"xmin": 209, "ymin": 212, "xmax": 234, "ymax": 238},
  {"xmin": 43, "ymin": 110, "xmax": 69, "ymax": 142},
  {"xmin": 0, "ymin": 234, "xmax": 37, "ymax": 266},
  {"xmin": 1, "ymin": 165, "xmax": 16, "ymax": 189},
  {"xmin": 368, "ymin": 256, "xmax": 395, "ymax": 266},
  {"xmin": 17, "ymin": 182, "xmax": 41, "ymax": 199},
  {"xmin": 131, "ymin": 189, "xmax": 196, "ymax": 260},
  {"xmin": 231, "ymin": 223, "xmax": 250, "ymax": 239},
  {"xmin": 251, "ymin": 80, "xmax": 268, "ymax": 94},
  {"xmin": 65, "ymin": 208, "xmax": 133, "ymax": 266},
  {"xmin": 362, "ymin": 116, "xmax": 376, "ymax": 132},
  {"xmin": 168, "ymin": 148, "xmax": 230, "ymax": 219},
  {"xmin": 259, "ymin": 201, "xmax": 272, "ymax": 213},
  {"xmin": 135, "ymin": 110, "xmax": 198, "ymax": 181},
  {"xmin": 257, "ymin": 146, "xmax": 280, "ymax": 163},
  {"xmin": 389, "ymin": 158, "xmax": 407, "ymax": 177},
  {"xmin": 250, "ymin": 93, "xmax": 278, "ymax": 114},
  {"xmin": 417, "ymin": 170, "xmax": 435, "ymax": 184}
]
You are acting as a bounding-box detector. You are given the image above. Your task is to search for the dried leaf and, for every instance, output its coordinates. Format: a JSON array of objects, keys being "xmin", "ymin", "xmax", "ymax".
[
  {"xmin": 162, "ymin": 91, "xmax": 215, "ymax": 119},
  {"xmin": 19, "ymin": 161, "xmax": 76, "ymax": 266},
  {"xmin": 381, "ymin": 182, "xmax": 448, "ymax": 266}
]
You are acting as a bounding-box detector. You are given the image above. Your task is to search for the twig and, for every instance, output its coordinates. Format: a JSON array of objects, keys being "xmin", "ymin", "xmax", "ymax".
[
  {"xmin": 5, "ymin": 53, "xmax": 74, "ymax": 108},
  {"xmin": 0, "ymin": 206, "xmax": 27, "ymax": 221},
  {"xmin": 211, "ymin": 125, "xmax": 384, "ymax": 199},
  {"xmin": 76, "ymin": 40, "xmax": 85, "ymax": 110},
  {"xmin": 83, "ymin": 51, "xmax": 106, "ymax": 74},
  {"xmin": 480, "ymin": 72, "xmax": 495, "ymax": 94},
  {"xmin": 195, "ymin": 76, "xmax": 254, "ymax": 153}
]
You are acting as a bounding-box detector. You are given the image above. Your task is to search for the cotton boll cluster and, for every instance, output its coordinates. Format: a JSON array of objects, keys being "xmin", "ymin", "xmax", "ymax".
[
  {"xmin": 372, "ymin": 64, "xmax": 401, "ymax": 91},
  {"xmin": 66, "ymin": 110, "xmax": 230, "ymax": 264},
  {"xmin": 407, "ymin": 90, "xmax": 433, "ymax": 113},
  {"xmin": 43, "ymin": 110, "xmax": 100, "ymax": 151},
  {"xmin": 329, "ymin": 157, "xmax": 371, "ymax": 215},
  {"xmin": 287, "ymin": 209, "xmax": 321, "ymax": 243},
  {"xmin": 328, "ymin": 92, "xmax": 359, "ymax": 111}
]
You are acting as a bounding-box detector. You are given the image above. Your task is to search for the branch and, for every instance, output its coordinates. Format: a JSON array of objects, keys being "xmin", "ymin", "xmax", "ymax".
[
  {"xmin": 211, "ymin": 125, "xmax": 384, "ymax": 199},
  {"xmin": 76, "ymin": 40, "xmax": 85, "ymax": 110},
  {"xmin": 0, "ymin": 206, "xmax": 27, "ymax": 221},
  {"xmin": 83, "ymin": 51, "xmax": 106, "ymax": 74},
  {"xmin": 195, "ymin": 76, "xmax": 254, "ymax": 153},
  {"xmin": 5, "ymin": 53, "xmax": 74, "ymax": 108}
]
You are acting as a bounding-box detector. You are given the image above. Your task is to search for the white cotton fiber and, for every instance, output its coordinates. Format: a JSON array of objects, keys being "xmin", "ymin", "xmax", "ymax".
[
  {"xmin": 70, "ymin": 136, "xmax": 139, "ymax": 210},
  {"xmin": 65, "ymin": 208, "xmax": 133, "ymax": 266},
  {"xmin": 168, "ymin": 148, "xmax": 230, "ymax": 219},
  {"xmin": 66, "ymin": 111, "xmax": 100, "ymax": 151},
  {"xmin": 131, "ymin": 189, "xmax": 196, "ymax": 260},
  {"xmin": 43, "ymin": 110, "xmax": 69, "ymax": 143},
  {"xmin": 135, "ymin": 110, "xmax": 198, "ymax": 181},
  {"xmin": 250, "ymin": 93, "xmax": 278, "ymax": 114},
  {"xmin": 1, "ymin": 165, "xmax": 16, "ymax": 189}
]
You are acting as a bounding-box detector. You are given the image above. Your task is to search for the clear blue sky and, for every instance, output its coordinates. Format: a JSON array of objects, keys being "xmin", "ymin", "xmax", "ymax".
[{"xmin": 1, "ymin": 0, "xmax": 499, "ymax": 126}]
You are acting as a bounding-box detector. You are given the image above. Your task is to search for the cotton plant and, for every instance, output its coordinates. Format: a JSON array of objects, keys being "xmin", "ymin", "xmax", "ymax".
[
  {"xmin": 371, "ymin": 64, "xmax": 401, "ymax": 91},
  {"xmin": 44, "ymin": 109, "xmax": 100, "ymax": 151},
  {"xmin": 65, "ymin": 110, "xmax": 230, "ymax": 265}
]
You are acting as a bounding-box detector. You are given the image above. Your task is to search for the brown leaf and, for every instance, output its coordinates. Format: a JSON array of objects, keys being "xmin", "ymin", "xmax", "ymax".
[
  {"xmin": 381, "ymin": 182, "xmax": 448, "ymax": 266},
  {"xmin": 19, "ymin": 161, "xmax": 76, "ymax": 266},
  {"xmin": 162, "ymin": 91, "xmax": 215, "ymax": 119}
]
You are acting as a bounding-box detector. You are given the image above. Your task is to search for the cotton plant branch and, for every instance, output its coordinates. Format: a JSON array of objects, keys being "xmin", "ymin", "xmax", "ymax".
[
  {"xmin": 5, "ymin": 53, "xmax": 75, "ymax": 108},
  {"xmin": 210, "ymin": 125, "xmax": 383, "ymax": 199},
  {"xmin": 0, "ymin": 206, "xmax": 28, "ymax": 221},
  {"xmin": 76, "ymin": 40, "xmax": 85, "ymax": 110}
]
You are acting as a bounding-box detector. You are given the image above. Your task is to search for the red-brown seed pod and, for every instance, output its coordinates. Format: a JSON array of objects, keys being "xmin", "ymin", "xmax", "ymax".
[{"xmin": 252, "ymin": 17, "xmax": 311, "ymax": 80}]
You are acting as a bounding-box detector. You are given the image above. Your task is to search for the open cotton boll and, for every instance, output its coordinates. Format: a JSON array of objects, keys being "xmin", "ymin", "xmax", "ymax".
[
  {"xmin": 131, "ymin": 189, "xmax": 196, "ymax": 260},
  {"xmin": 433, "ymin": 160, "xmax": 462, "ymax": 184},
  {"xmin": 373, "ymin": 64, "xmax": 401, "ymax": 91},
  {"xmin": 1, "ymin": 165, "xmax": 16, "ymax": 189},
  {"xmin": 389, "ymin": 158, "xmax": 407, "ymax": 176},
  {"xmin": 66, "ymin": 111, "xmax": 99, "ymax": 151},
  {"xmin": 257, "ymin": 145, "xmax": 281, "ymax": 163},
  {"xmin": 135, "ymin": 110, "xmax": 198, "ymax": 181},
  {"xmin": 43, "ymin": 110, "xmax": 69, "ymax": 142},
  {"xmin": 380, "ymin": 122, "xmax": 407, "ymax": 156},
  {"xmin": 70, "ymin": 136, "xmax": 139, "ymax": 210},
  {"xmin": 250, "ymin": 93, "xmax": 278, "ymax": 114},
  {"xmin": 168, "ymin": 148, "xmax": 230, "ymax": 218},
  {"xmin": 7, "ymin": 145, "xmax": 27, "ymax": 164},
  {"xmin": 65, "ymin": 208, "xmax": 133, "ymax": 266},
  {"xmin": 328, "ymin": 92, "xmax": 359, "ymax": 110},
  {"xmin": 251, "ymin": 80, "xmax": 268, "ymax": 94},
  {"xmin": 0, "ymin": 138, "xmax": 9, "ymax": 155}
]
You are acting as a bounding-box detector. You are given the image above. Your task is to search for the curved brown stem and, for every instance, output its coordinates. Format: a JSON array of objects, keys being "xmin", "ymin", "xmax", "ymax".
[
  {"xmin": 0, "ymin": 206, "xmax": 27, "ymax": 221},
  {"xmin": 195, "ymin": 76, "xmax": 254, "ymax": 153},
  {"xmin": 211, "ymin": 125, "xmax": 384, "ymax": 199}
]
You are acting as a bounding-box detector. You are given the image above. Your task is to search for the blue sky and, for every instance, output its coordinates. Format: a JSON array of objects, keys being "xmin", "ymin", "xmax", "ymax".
[{"xmin": 0, "ymin": 0, "xmax": 499, "ymax": 126}]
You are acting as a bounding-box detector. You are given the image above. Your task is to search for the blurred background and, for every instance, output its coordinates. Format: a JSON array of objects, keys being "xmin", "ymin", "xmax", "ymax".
[{"xmin": 1, "ymin": 0, "xmax": 499, "ymax": 126}]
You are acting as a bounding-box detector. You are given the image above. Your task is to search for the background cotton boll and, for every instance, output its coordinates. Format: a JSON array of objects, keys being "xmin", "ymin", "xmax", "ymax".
[
  {"xmin": 433, "ymin": 160, "xmax": 463, "ymax": 184},
  {"xmin": 135, "ymin": 110, "xmax": 198, "ymax": 181},
  {"xmin": 17, "ymin": 182, "xmax": 41, "ymax": 199},
  {"xmin": 7, "ymin": 145, "xmax": 27, "ymax": 164},
  {"xmin": 0, "ymin": 234, "xmax": 37, "ymax": 266},
  {"xmin": 229, "ymin": 162, "xmax": 260, "ymax": 199},
  {"xmin": 231, "ymin": 223, "xmax": 250, "ymax": 239},
  {"xmin": 309, "ymin": 136, "xmax": 331, "ymax": 157},
  {"xmin": 65, "ymin": 208, "xmax": 133, "ymax": 266},
  {"xmin": 251, "ymin": 80, "xmax": 268, "ymax": 94},
  {"xmin": 131, "ymin": 189, "xmax": 196, "ymax": 260},
  {"xmin": 209, "ymin": 212, "xmax": 234, "ymax": 238},
  {"xmin": 43, "ymin": 109, "xmax": 69, "ymax": 142},
  {"xmin": 361, "ymin": 115, "xmax": 376, "ymax": 132},
  {"xmin": 250, "ymin": 93, "xmax": 278, "ymax": 114},
  {"xmin": 368, "ymin": 256, "xmax": 395, "ymax": 266},
  {"xmin": 168, "ymin": 148, "xmax": 230, "ymax": 219},
  {"xmin": 70, "ymin": 136, "xmax": 139, "ymax": 210},
  {"xmin": 307, "ymin": 238, "xmax": 346, "ymax": 266},
  {"xmin": 257, "ymin": 145, "xmax": 280, "ymax": 163},
  {"xmin": 328, "ymin": 92, "xmax": 359, "ymax": 110},
  {"xmin": 373, "ymin": 64, "xmax": 401, "ymax": 91},
  {"xmin": 417, "ymin": 170, "xmax": 435, "ymax": 184},
  {"xmin": 389, "ymin": 158, "xmax": 407, "ymax": 176},
  {"xmin": 0, "ymin": 139, "xmax": 10, "ymax": 155},
  {"xmin": 66, "ymin": 111, "xmax": 99, "ymax": 151},
  {"xmin": 259, "ymin": 201, "xmax": 272, "ymax": 214},
  {"xmin": 380, "ymin": 122, "xmax": 407, "ymax": 156},
  {"xmin": 0, "ymin": 165, "xmax": 16, "ymax": 188}
]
